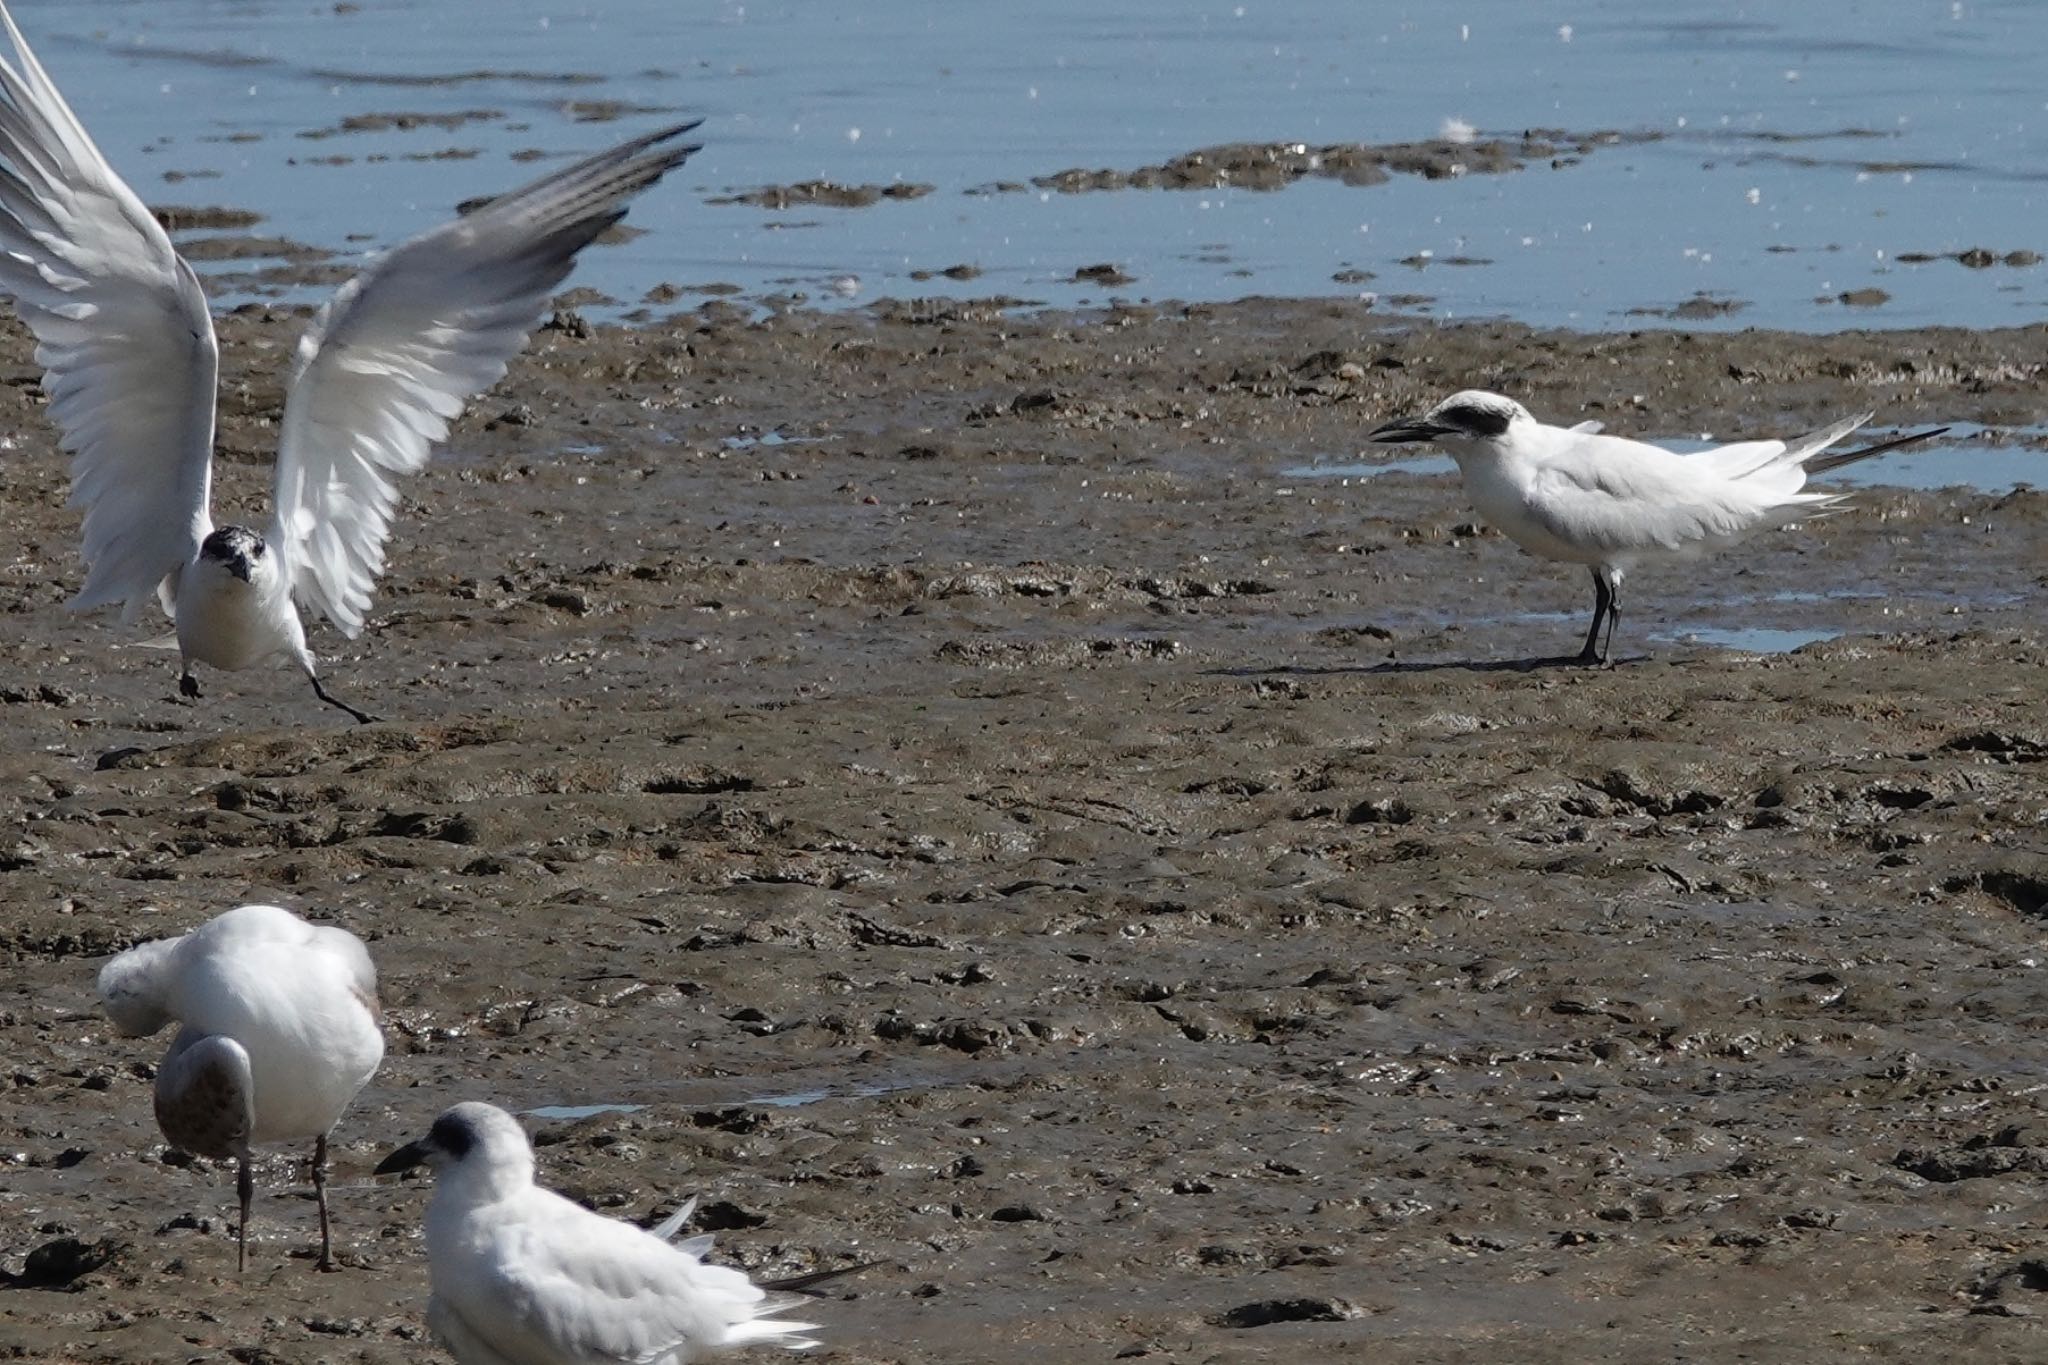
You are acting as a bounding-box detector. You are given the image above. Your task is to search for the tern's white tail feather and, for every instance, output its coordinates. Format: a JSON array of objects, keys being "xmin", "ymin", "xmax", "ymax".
[
  {"xmin": 717, "ymin": 1303, "xmax": 825, "ymax": 1351},
  {"xmin": 648, "ymin": 1196, "xmax": 698, "ymax": 1242},
  {"xmin": 1689, "ymin": 411, "xmax": 1872, "ymax": 495}
]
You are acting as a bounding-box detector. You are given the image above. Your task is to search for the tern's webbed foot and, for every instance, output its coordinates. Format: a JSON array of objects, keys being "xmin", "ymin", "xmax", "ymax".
[{"xmin": 178, "ymin": 671, "xmax": 200, "ymax": 700}]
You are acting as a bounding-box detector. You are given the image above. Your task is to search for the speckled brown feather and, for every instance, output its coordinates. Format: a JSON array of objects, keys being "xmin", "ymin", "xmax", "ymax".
[{"xmin": 153, "ymin": 1035, "xmax": 252, "ymax": 1161}]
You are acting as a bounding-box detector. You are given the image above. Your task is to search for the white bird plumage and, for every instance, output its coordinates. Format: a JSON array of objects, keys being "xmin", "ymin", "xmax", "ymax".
[
  {"xmin": 376, "ymin": 1103, "xmax": 826, "ymax": 1363},
  {"xmin": 0, "ymin": 0, "xmax": 699, "ymax": 721},
  {"xmin": 1368, "ymin": 389, "xmax": 1945, "ymax": 662},
  {"xmin": 96, "ymin": 903, "xmax": 384, "ymax": 1271}
]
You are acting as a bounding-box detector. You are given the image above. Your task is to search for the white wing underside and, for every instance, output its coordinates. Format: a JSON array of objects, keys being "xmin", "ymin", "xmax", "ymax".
[
  {"xmin": 0, "ymin": 3, "xmax": 218, "ymax": 621},
  {"xmin": 272, "ymin": 124, "xmax": 701, "ymax": 637}
]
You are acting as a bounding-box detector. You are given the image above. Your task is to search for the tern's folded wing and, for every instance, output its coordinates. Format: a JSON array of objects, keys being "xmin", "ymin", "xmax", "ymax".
[
  {"xmin": 1527, "ymin": 447, "xmax": 1771, "ymax": 557},
  {"xmin": 270, "ymin": 123, "xmax": 700, "ymax": 637},
  {"xmin": 0, "ymin": 2, "xmax": 217, "ymax": 620},
  {"xmin": 305, "ymin": 918, "xmax": 381, "ymax": 1016}
]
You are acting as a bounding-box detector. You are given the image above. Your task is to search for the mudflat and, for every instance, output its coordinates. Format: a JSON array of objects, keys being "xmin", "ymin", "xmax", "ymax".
[{"xmin": 2, "ymin": 296, "xmax": 2046, "ymax": 1361}]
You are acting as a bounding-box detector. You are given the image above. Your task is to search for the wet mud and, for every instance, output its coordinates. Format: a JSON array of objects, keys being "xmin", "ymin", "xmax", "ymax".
[{"xmin": 2, "ymin": 297, "xmax": 2047, "ymax": 1361}]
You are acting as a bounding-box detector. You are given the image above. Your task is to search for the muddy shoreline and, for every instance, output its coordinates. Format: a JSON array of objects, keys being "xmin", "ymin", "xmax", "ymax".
[{"xmin": 3, "ymin": 296, "xmax": 2047, "ymax": 1362}]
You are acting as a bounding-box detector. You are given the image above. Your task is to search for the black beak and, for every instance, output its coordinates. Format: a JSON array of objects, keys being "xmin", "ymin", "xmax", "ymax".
[
  {"xmin": 373, "ymin": 1138, "xmax": 432, "ymax": 1177},
  {"xmin": 1368, "ymin": 417, "xmax": 1453, "ymax": 445},
  {"xmin": 228, "ymin": 556, "xmax": 252, "ymax": 584}
]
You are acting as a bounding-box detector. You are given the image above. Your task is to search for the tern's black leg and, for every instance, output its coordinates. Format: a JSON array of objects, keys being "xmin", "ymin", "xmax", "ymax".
[
  {"xmin": 307, "ymin": 673, "xmax": 376, "ymax": 725},
  {"xmin": 1600, "ymin": 576, "xmax": 1621, "ymax": 661},
  {"xmin": 313, "ymin": 1133, "xmax": 335, "ymax": 1271},
  {"xmin": 179, "ymin": 669, "xmax": 201, "ymax": 700},
  {"xmin": 1577, "ymin": 568, "xmax": 1617, "ymax": 665},
  {"xmin": 236, "ymin": 1153, "xmax": 253, "ymax": 1273}
]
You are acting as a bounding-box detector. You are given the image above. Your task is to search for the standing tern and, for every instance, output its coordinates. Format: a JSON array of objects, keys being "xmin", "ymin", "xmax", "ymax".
[
  {"xmin": 97, "ymin": 904, "xmax": 384, "ymax": 1271},
  {"xmin": 1367, "ymin": 390, "xmax": 1947, "ymax": 663},
  {"xmin": 376, "ymin": 1102, "xmax": 827, "ymax": 1362},
  {"xmin": 0, "ymin": 0, "xmax": 698, "ymax": 721}
]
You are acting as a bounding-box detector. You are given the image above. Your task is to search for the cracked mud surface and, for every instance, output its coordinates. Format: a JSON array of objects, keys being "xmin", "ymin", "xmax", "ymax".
[{"xmin": 2, "ymin": 297, "xmax": 2047, "ymax": 1361}]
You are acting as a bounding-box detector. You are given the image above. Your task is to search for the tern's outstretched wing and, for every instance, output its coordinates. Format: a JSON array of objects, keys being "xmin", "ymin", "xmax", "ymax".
[
  {"xmin": 271, "ymin": 123, "xmax": 701, "ymax": 637},
  {"xmin": 0, "ymin": 1, "xmax": 218, "ymax": 620}
]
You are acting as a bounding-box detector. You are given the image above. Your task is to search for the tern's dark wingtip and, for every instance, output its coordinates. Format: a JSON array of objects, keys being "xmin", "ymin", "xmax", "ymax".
[{"xmin": 631, "ymin": 119, "xmax": 706, "ymax": 156}]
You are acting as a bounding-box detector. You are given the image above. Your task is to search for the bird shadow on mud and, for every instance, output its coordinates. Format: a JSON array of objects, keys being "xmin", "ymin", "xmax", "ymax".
[{"xmin": 1209, "ymin": 652, "xmax": 1651, "ymax": 678}]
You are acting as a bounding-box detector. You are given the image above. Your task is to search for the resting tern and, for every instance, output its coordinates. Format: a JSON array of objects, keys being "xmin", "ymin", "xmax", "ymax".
[
  {"xmin": 1367, "ymin": 390, "xmax": 1946, "ymax": 663},
  {"xmin": 97, "ymin": 904, "xmax": 384, "ymax": 1271},
  {"xmin": 0, "ymin": 0, "xmax": 698, "ymax": 721},
  {"xmin": 376, "ymin": 1102, "xmax": 827, "ymax": 1362}
]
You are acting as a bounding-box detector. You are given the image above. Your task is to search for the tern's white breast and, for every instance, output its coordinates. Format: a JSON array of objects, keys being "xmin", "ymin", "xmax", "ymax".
[
  {"xmin": 1454, "ymin": 454, "xmax": 1603, "ymax": 566},
  {"xmin": 174, "ymin": 556, "xmax": 298, "ymax": 672}
]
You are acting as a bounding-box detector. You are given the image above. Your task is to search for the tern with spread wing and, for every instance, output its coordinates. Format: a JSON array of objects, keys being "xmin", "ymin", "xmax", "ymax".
[
  {"xmin": 1368, "ymin": 390, "xmax": 1946, "ymax": 663},
  {"xmin": 377, "ymin": 1103, "xmax": 827, "ymax": 1362},
  {"xmin": 98, "ymin": 904, "xmax": 384, "ymax": 1271},
  {"xmin": 0, "ymin": 1, "xmax": 698, "ymax": 721}
]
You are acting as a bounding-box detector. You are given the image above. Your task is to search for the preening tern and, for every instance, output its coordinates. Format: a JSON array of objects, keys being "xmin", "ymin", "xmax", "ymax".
[{"xmin": 98, "ymin": 904, "xmax": 383, "ymax": 1271}]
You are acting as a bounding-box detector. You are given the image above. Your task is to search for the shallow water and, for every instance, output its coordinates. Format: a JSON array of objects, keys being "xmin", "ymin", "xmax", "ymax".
[
  {"xmin": 1650, "ymin": 623, "xmax": 1841, "ymax": 653},
  {"xmin": 522, "ymin": 1101, "xmax": 647, "ymax": 1121},
  {"xmin": 21, "ymin": 0, "xmax": 2048, "ymax": 326}
]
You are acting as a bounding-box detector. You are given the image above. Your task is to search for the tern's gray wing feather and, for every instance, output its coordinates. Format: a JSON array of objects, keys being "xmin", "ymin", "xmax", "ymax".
[
  {"xmin": 270, "ymin": 123, "xmax": 701, "ymax": 637},
  {"xmin": 153, "ymin": 1031, "xmax": 254, "ymax": 1160},
  {"xmin": 0, "ymin": 2, "xmax": 218, "ymax": 620},
  {"xmin": 648, "ymin": 1196, "xmax": 697, "ymax": 1243},
  {"xmin": 1525, "ymin": 442, "xmax": 1772, "ymax": 558},
  {"xmin": 1685, "ymin": 413, "xmax": 1871, "ymax": 491}
]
